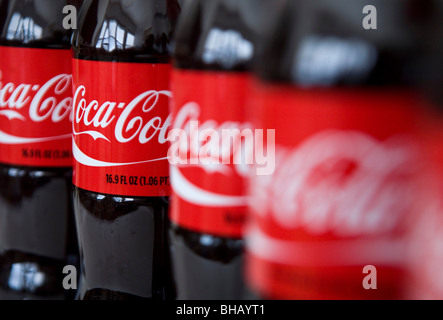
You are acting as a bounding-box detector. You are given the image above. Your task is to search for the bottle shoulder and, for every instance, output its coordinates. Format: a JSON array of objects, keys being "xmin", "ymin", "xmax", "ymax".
[
  {"xmin": 172, "ymin": 0, "xmax": 273, "ymax": 72},
  {"xmin": 0, "ymin": 0, "xmax": 71, "ymax": 49},
  {"xmin": 256, "ymin": 0, "xmax": 424, "ymax": 88}
]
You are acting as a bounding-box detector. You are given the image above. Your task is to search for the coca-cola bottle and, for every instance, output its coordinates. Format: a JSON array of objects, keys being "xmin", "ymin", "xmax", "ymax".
[
  {"xmin": 71, "ymin": 0, "xmax": 181, "ymax": 300},
  {"xmin": 405, "ymin": 0, "xmax": 443, "ymax": 300},
  {"xmin": 169, "ymin": 0, "xmax": 284, "ymax": 300},
  {"xmin": 245, "ymin": 0, "xmax": 426, "ymax": 300},
  {"xmin": 0, "ymin": 0, "xmax": 79, "ymax": 300}
]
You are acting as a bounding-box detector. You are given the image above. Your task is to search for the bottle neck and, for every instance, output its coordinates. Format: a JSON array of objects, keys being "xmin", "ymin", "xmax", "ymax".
[{"xmin": 72, "ymin": 0, "xmax": 179, "ymax": 63}]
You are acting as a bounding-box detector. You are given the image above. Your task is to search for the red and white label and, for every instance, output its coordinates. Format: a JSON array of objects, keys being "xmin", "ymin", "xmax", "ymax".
[
  {"xmin": 245, "ymin": 84, "xmax": 424, "ymax": 300},
  {"xmin": 72, "ymin": 59, "xmax": 171, "ymax": 197},
  {"xmin": 406, "ymin": 110, "xmax": 443, "ymax": 299},
  {"xmin": 0, "ymin": 46, "xmax": 73, "ymax": 167},
  {"xmin": 169, "ymin": 70, "xmax": 252, "ymax": 238}
]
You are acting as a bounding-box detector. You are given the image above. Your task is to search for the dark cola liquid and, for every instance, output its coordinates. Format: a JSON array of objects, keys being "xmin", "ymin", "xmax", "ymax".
[
  {"xmin": 72, "ymin": 0, "xmax": 180, "ymax": 300},
  {"xmin": 0, "ymin": 166, "xmax": 76, "ymax": 300},
  {"xmin": 73, "ymin": 189, "xmax": 173, "ymax": 300},
  {"xmin": 0, "ymin": 0, "xmax": 79, "ymax": 300},
  {"xmin": 169, "ymin": 224, "xmax": 246, "ymax": 300}
]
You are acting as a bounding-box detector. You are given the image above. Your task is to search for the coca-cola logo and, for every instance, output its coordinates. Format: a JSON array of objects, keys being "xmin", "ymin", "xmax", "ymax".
[
  {"xmin": 250, "ymin": 130, "xmax": 420, "ymax": 237},
  {"xmin": 72, "ymin": 85, "xmax": 171, "ymax": 167},
  {"xmin": 169, "ymin": 101, "xmax": 255, "ymax": 175},
  {"xmin": 169, "ymin": 101, "xmax": 275, "ymax": 208},
  {"xmin": 0, "ymin": 70, "xmax": 73, "ymax": 144}
]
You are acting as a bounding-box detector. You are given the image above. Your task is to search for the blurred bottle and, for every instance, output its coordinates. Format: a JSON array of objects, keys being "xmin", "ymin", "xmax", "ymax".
[
  {"xmin": 169, "ymin": 0, "xmax": 284, "ymax": 299},
  {"xmin": 0, "ymin": 0, "xmax": 79, "ymax": 300},
  {"xmin": 405, "ymin": 0, "xmax": 443, "ymax": 300},
  {"xmin": 71, "ymin": 0, "xmax": 181, "ymax": 300},
  {"xmin": 245, "ymin": 0, "xmax": 426, "ymax": 300}
]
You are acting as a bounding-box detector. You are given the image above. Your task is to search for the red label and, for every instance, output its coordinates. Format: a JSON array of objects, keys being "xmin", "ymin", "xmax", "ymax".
[
  {"xmin": 406, "ymin": 110, "xmax": 443, "ymax": 299},
  {"xmin": 169, "ymin": 70, "xmax": 252, "ymax": 238},
  {"xmin": 72, "ymin": 59, "xmax": 171, "ymax": 197},
  {"xmin": 245, "ymin": 83, "xmax": 424, "ymax": 300},
  {"xmin": 0, "ymin": 46, "xmax": 72, "ymax": 167}
]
